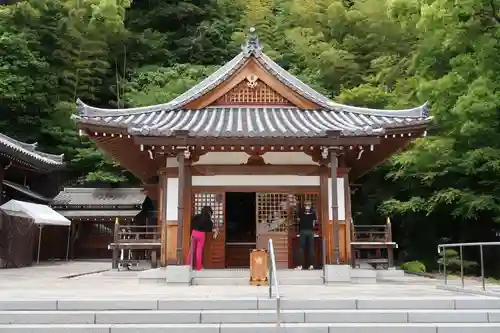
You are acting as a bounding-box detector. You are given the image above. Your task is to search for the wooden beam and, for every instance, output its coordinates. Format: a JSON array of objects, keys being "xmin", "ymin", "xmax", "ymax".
[
  {"xmin": 343, "ymin": 172, "xmax": 352, "ymax": 263},
  {"xmin": 158, "ymin": 169, "xmax": 168, "ymax": 266},
  {"xmin": 330, "ymin": 147, "xmax": 341, "ymax": 265},
  {"xmin": 349, "ymin": 136, "xmax": 417, "ymax": 180},
  {"xmin": 176, "ymin": 150, "xmax": 185, "ymax": 264},
  {"xmin": 133, "ymin": 136, "xmax": 380, "ymax": 147},
  {"xmin": 319, "ymin": 166, "xmax": 329, "ymax": 264},
  {"xmin": 160, "ymin": 164, "xmax": 349, "ymax": 177},
  {"xmin": 182, "ymin": 162, "xmax": 192, "ymax": 264}
]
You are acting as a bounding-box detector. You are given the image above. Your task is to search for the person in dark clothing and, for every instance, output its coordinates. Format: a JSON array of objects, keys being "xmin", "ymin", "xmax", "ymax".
[
  {"xmin": 187, "ymin": 206, "xmax": 214, "ymax": 271},
  {"xmin": 296, "ymin": 200, "xmax": 317, "ymax": 270}
]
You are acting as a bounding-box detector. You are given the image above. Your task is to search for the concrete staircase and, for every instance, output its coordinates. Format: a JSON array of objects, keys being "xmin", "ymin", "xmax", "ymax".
[
  {"xmin": 137, "ymin": 266, "xmax": 410, "ymax": 285},
  {"xmin": 192, "ymin": 269, "xmax": 324, "ymax": 285},
  {"xmin": 1, "ymin": 297, "xmax": 500, "ymax": 332}
]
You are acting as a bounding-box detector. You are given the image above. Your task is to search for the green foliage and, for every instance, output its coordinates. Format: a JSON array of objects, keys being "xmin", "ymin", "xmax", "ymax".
[
  {"xmin": 438, "ymin": 249, "xmax": 478, "ymax": 274},
  {"xmin": 123, "ymin": 64, "xmax": 216, "ymax": 107},
  {"xmin": 401, "ymin": 261, "xmax": 426, "ymax": 273}
]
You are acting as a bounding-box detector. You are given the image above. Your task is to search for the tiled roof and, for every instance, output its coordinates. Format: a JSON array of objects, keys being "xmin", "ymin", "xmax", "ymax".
[
  {"xmin": 75, "ymin": 31, "xmax": 431, "ymax": 137},
  {"xmin": 51, "ymin": 188, "xmax": 146, "ymax": 207},
  {"xmin": 2, "ymin": 180, "xmax": 52, "ymax": 203},
  {"xmin": 80, "ymin": 107, "xmax": 429, "ymax": 138},
  {"xmin": 57, "ymin": 210, "xmax": 141, "ymax": 218},
  {"xmin": 0, "ymin": 133, "xmax": 64, "ymax": 168}
]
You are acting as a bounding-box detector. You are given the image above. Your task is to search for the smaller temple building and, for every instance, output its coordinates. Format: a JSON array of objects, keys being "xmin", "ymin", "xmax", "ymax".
[
  {"xmin": 0, "ymin": 133, "xmax": 64, "ymax": 204},
  {"xmin": 51, "ymin": 188, "xmax": 147, "ymax": 259},
  {"xmin": 0, "ymin": 133, "xmax": 67, "ymax": 266}
]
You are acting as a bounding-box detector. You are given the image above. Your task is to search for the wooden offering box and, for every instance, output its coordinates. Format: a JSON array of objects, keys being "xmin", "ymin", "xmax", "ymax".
[{"xmin": 250, "ymin": 249, "xmax": 268, "ymax": 286}]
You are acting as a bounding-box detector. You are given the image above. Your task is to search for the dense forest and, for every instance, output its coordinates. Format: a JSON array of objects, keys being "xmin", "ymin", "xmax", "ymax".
[{"xmin": 0, "ymin": 0, "xmax": 499, "ymax": 271}]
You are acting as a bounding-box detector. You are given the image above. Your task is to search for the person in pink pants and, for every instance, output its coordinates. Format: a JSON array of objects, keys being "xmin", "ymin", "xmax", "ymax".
[{"xmin": 187, "ymin": 206, "xmax": 214, "ymax": 271}]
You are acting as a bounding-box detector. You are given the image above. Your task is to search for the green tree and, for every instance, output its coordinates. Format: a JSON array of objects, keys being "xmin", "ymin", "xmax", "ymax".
[{"xmin": 123, "ymin": 64, "xmax": 216, "ymax": 107}]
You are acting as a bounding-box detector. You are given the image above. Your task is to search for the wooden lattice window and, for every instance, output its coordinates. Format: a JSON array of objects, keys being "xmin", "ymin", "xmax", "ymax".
[
  {"xmin": 213, "ymin": 79, "xmax": 292, "ymax": 105},
  {"xmin": 256, "ymin": 193, "xmax": 319, "ymax": 234},
  {"xmin": 256, "ymin": 193, "xmax": 294, "ymax": 233},
  {"xmin": 193, "ymin": 193, "xmax": 224, "ymax": 230}
]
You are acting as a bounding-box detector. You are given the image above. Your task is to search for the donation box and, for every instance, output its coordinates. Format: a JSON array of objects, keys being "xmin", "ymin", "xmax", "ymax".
[{"xmin": 249, "ymin": 249, "xmax": 268, "ymax": 286}]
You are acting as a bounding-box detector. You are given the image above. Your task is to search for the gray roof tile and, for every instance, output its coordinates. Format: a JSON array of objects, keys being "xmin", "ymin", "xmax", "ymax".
[
  {"xmin": 58, "ymin": 210, "xmax": 141, "ymax": 217},
  {"xmin": 0, "ymin": 133, "xmax": 64, "ymax": 167},
  {"xmin": 3, "ymin": 180, "xmax": 52, "ymax": 203},
  {"xmin": 80, "ymin": 107, "xmax": 428, "ymax": 138},
  {"xmin": 74, "ymin": 33, "xmax": 431, "ymax": 135},
  {"xmin": 52, "ymin": 188, "xmax": 146, "ymax": 207}
]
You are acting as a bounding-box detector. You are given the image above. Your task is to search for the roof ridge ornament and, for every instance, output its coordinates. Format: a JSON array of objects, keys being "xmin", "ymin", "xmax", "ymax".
[
  {"xmin": 242, "ymin": 27, "xmax": 262, "ymax": 56},
  {"xmin": 421, "ymin": 101, "xmax": 430, "ymax": 117}
]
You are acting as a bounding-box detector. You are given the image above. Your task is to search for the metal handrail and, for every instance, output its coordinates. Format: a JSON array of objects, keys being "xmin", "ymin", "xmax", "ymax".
[
  {"xmin": 437, "ymin": 242, "xmax": 500, "ymax": 291},
  {"xmin": 268, "ymin": 239, "xmax": 281, "ymax": 328}
]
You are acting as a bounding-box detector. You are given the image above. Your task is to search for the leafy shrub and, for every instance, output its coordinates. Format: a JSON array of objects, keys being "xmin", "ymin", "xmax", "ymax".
[
  {"xmin": 401, "ymin": 261, "xmax": 426, "ymax": 273},
  {"xmin": 437, "ymin": 249, "xmax": 478, "ymax": 273}
]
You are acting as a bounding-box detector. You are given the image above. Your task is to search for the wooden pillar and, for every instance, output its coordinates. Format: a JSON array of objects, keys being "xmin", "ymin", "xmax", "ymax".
[
  {"xmin": 343, "ymin": 171, "xmax": 352, "ymax": 264},
  {"xmin": 387, "ymin": 221, "xmax": 394, "ymax": 267},
  {"xmin": 112, "ymin": 220, "xmax": 120, "ymax": 269},
  {"xmin": 176, "ymin": 150, "xmax": 185, "ymax": 264},
  {"xmin": 330, "ymin": 148, "xmax": 340, "ymax": 264},
  {"xmin": 319, "ymin": 165, "xmax": 330, "ymax": 265},
  {"xmin": 158, "ymin": 170, "xmax": 168, "ymax": 267},
  {"xmin": 182, "ymin": 160, "xmax": 192, "ymax": 263}
]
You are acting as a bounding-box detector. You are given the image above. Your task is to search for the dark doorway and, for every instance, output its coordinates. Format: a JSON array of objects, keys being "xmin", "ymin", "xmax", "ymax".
[{"xmin": 225, "ymin": 192, "xmax": 256, "ymax": 268}]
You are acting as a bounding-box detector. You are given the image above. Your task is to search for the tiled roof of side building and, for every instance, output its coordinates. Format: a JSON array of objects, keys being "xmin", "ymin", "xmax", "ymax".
[
  {"xmin": 52, "ymin": 187, "xmax": 146, "ymax": 207},
  {"xmin": 74, "ymin": 30, "xmax": 431, "ymax": 137},
  {"xmin": 0, "ymin": 133, "xmax": 64, "ymax": 168}
]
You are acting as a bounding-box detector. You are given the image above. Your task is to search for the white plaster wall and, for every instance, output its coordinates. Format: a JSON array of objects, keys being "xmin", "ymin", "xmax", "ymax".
[
  {"xmin": 166, "ymin": 178, "xmax": 178, "ymax": 220},
  {"xmin": 166, "ymin": 157, "xmax": 178, "ymax": 168},
  {"xmin": 193, "ymin": 152, "xmax": 318, "ymax": 165},
  {"xmin": 165, "ymin": 175, "xmax": 345, "ymax": 221},
  {"xmin": 264, "ymin": 152, "xmax": 318, "ymax": 165},
  {"xmin": 328, "ymin": 178, "xmax": 346, "ymax": 220},
  {"xmin": 192, "ymin": 175, "xmax": 320, "ymax": 187},
  {"xmin": 193, "ymin": 152, "xmax": 247, "ymax": 165}
]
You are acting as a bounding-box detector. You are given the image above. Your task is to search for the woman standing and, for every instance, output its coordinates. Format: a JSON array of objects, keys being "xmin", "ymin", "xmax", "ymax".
[{"xmin": 188, "ymin": 206, "xmax": 214, "ymax": 271}]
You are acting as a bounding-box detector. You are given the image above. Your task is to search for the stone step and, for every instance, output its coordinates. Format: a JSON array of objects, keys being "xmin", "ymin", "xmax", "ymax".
[
  {"xmin": 275, "ymin": 269, "xmax": 324, "ymax": 278},
  {"xmin": 192, "ymin": 269, "xmax": 249, "ymax": 278},
  {"xmin": 191, "ymin": 277, "xmax": 324, "ymax": 285},
  {"xmin": 1, "ymin": 297, "xmax": 499, "ymax": 311},
  {"xmin": 278, "ymin": 277, "xmax": 324, "ymax": 285},
  {"xmin": 375, "ymin": 269, "xmax": 405, "ymax": 279},
  {"xmin": 191, "ymin": 269, "xmax": 323, "ymax": 279},
  {"xmin": 191, "ymin": 277, "xmax": 250, "ymax": 285},
  {"xmin": 2, "ymin": 323, "xmax": 500, "ymax": 333},
  {"xmin": 351, "ymin": 269, "xmax": 377, "ymax": 284},
  {"xmin": 2, "ymin": 309, "xmax": 500, "ymax": 325}
]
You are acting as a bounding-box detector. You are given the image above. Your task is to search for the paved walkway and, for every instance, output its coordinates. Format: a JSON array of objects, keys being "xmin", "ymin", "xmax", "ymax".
[{"xmin": 0, "ymin": 261, "xmax": 492, "ymax": 300}]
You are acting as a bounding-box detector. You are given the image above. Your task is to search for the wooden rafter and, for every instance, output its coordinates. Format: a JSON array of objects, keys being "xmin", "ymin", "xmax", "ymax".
[{"xmin": 91, "ymin": 135, "xmax": 160, "ymax": 181}]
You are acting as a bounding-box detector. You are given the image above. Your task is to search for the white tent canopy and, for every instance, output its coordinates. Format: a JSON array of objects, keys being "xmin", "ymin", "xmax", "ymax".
[{"xmin": 0, "ymin": 199, "xmax": 70, "ymax": 226}]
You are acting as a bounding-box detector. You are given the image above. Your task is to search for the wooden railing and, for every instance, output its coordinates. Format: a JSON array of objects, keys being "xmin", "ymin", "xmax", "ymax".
[
  {"xmin": 109, "ymin": 224, "xmax": 161, "ymax": 270},
  {"xmin": 351, "ymin": 225, "xmax": 392, "ymax": 243},
  {"xmin": 114, "ymin": 224, "xmax": 161, "ymax": 242},
  {"xmin": 350, "ymin": 224, "xmax": 396, "ymax": 269}
]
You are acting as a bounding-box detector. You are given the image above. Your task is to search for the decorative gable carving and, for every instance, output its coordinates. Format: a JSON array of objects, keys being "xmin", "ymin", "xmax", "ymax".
[
  {"xmin": 211, "ymin": 76, "xmax": 292, "ymax": 106},
  {"xmin": 185, "ymin": 58, "xmax": 320, "ymax": 109}
]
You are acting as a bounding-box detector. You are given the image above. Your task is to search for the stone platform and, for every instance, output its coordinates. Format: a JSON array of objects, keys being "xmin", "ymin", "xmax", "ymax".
[{"xmin": 1, "ymin": 261, "xmax": 500, "ymax": 332}]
